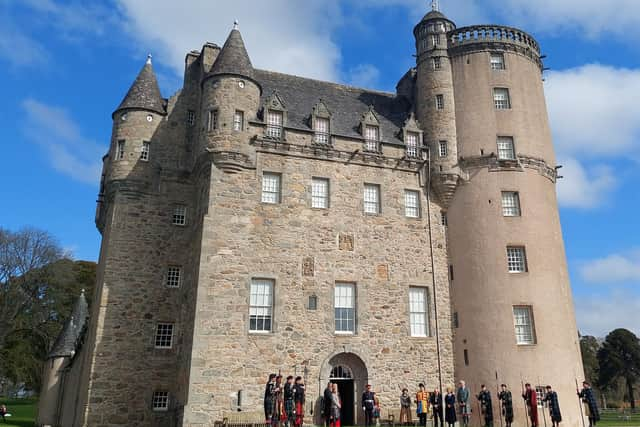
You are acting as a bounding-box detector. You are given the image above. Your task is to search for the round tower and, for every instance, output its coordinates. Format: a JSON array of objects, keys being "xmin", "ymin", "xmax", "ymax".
[
  {"xmin": 199, "ymin": 22, "xmax": 261, "ymax": 172},
  {"xmin": 413, "ymin": 5, "xmax": 460, "ymax": 207},
  {"xmin": 444, "ymin": 22, "xmax": 584, "ymax": 427}
]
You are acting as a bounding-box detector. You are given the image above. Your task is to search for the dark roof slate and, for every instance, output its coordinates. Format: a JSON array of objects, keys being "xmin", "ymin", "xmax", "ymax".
[
  {"xmin": 47, "ymin": 290, "xmax": 89, "ymax": 359},
  {"xmin": 253, "ymin": 69, "xmax": 412, "ymax": 143},
  {"xmin": 210, "ymin": 29, "xmax": 254, "ymax": 79},
  {"xmin": 115, "ymin": 58, "xmax": 165, "ymax": 116}
]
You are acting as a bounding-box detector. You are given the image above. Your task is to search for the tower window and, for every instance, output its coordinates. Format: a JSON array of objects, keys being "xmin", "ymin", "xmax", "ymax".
[
  {"xmin": 311, "ymin": 177, "xmax": 329, "ymax": 209},
  {"xmin": 166, "ymin": 266, "xmax": 182, "ymax": 288},
  {"xmin": 266, "ymin": 110, "xmax": 283, "ymax": 139},
  {"xmin": 438, "ymin": 140, "xmax": 448, "ymax": 157},
  {"xmin": 493, "ymin": 88, "xmax": 511, "ymax": 110},
  {"xmin": 364, "ymin": 125, "xmax": 380, "ymax": 152},
  {"xmin": 207, "ymin": 109, "xmax": 218, "ymax": 131},
  {"xmin": 463, "ymin": 349, "xmax": 469, "ymax": 366},
  {"xmin": 409, "ymin": 287, "xmax": 429, "ymax": 337},
  {"xmin": 116, "ymin": 140, "xmax": 125, "ymax": 160},
  {"xmin": 335, "ymin": 282, "xmax": 356, "ymax": 334},
  {"xmin": 404, "ymin": 190, "xmax": 420, "ymax": 218},
  {"xmin": 507, "ymin": 246, "xmax": 527, "ymax": 273},
  {"xmin": 441, "ymin": 211, "xmax": 448, "ymax": 226},
  {"xmin": 405, "ymin": 132, "xmax": 419, "ymax": 158},
  {"xmin": 513, "ymin": 306, "xmax": 536, "ymax": 345},
  {"xmin": 497, "ymin": 136, "xmax": 516, "ymax": 160},
  {"xmin": 140, "ymin": 141, "xmax": 150, "ymax": 161},
  {"xmin": 187, "ymin": 110, "xmax": 195, "ymax": 126},
  {"xmin": 314, "ymin": 117, "xmax": 330, "ymax": 144},
  {"xmin": 435, "ymin": 94, "xmax": 444, "ymax": 110},
  {"xmin": 233, "ymin": 110, "xmax": 244, "ymax": 131},
  {"xmin": 363, "ymin": 183, "xmax": 381, "ymax": 214},
  {"xmin": 430, "ymin": 34, "xmax": 440, "ymax": 47},
  {"xmin": 261, "ymin": 172, "xmax": 282, "ymax": 204},
  {"xmin": 491, "ymin": 53, "xmax": 505, "ymax": 70},
  {"xmin": 501, "ymin": 191, "xmax": 521, "ymax": 217},
  {"xmin": 432, "ymin": 57, "xmax": 442, "ymax": 70},
  {"xmin": 249, "ymin": 278, "xmax": 274, "ymax": 332},
  {"xmin": 172, "ymin": 205, "xmax": 186, "ymax": 226},
  {"xmin": 308, "ymin": 294, "xmax": 318, "ymax": 311},
  {"xmin": 152, "ymin": 391, "xmax": 170, "ymax": 411},
  {"xmin": 154, "ymin": 323, "xmax": 174, "ymax": 348},
  {"xmin": 453, "ymin": 312, "xmax": 459, "ymax": 328}
]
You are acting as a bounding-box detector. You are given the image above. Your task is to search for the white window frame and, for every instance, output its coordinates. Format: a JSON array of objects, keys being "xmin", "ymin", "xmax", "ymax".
[
  {"xmin": 152, "ymin": 391, "xmax": 170, "ymax": 411},
  {"xmin": 249, "ymin": 278, "xmax": 274, "ymax": 333},
  {"xmin": 140, "ymin": 141, "xmax": 150, "ymax": 161},
  {"xmin": 501, "ymin": 191, "xmax": 521, "ymax": 217},
  {"xmin": 207, "ymin": 109, "xmax": 218, "ymax": 132},
  {"xmin": 497, "ymin": 136, "xmax": 516, "ymax": 160},
  {"xmin": 154, "ymin": 323, "xmax": 174, "ymax": 349},
  {"xmin": 314, "ymin": 117, "xmax": 330, "ymax": 144},
  {"xmin": 116, "ymin": 140, "xmax": 125, "ymax": 160},
  {"xmin": 493, "ymin": 88, "xmax": 511, "ymax": 110},
  {"xmin": 404, "ymin": 190, "xmax": 421, "ymax": 218},
  {"xmin": 335, "ymin": 282, "xmax": 356, "ymax": 334},
  {"xmin": 409, "ymin": 287, "xmax": 429, "ymax": 337},
  {"xmin": 405, "ymin": 132, "xmax": 419, "ymax": 158},
  {"xmin": 439, "ymin": 140, "xmax": 448, "ymax": 157},
  {"xmin": 311, "ymin": 177, "xmax": 329, "ymax": 209},
  {"xmin": 172, "ymin": 205, "xmax": 186, "ymax": 226},
  {"xmin": 435, "ymin": 94, "xmax": 444, "ymax": 110},
  {"xmin": 513, "ymin": 306, "xmax": 536, "ymax": 345},
  {"xmin": 187, "ymin": 110, "xmax": 195, "ymax": 126},
  {"xmin": 507, "ymin": 246, "xmax": 527, "ymax": 273},
  {"xmin": 363, "ymin": 183, "xmax": 381, "ymax": 215},
  {"xmin": 261, "ymin": 172, "xmax": 281, "ymax": 204},
  {"xmin": 266, "ymin": 110, "xmax": 283, "ymax": 139},
  {"xmin": 490, "ymin": 53, "xmax": 505, "ymax": 70},
  {"xmin": 166, "ymin": 266, "xmax": 182, "ymax": 288},
  {"xmin": 233, "ymin": 110, "xmax": 244, "ymax": 131},
  {"xmin": 364, "ymin": 125, "xmax": 379, "ymax": 152}
]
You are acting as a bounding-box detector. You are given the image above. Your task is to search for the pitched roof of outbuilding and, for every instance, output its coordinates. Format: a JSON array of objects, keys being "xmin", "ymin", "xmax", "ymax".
[
  {"xmin": 114, "ymin": 56, "xmax": 166, "ymax": 116},
  {"xmin": 47, "ymin": 290, "xmax": 89, "ymax": 359},
  {"xmin": 253, "ymin": 70, "xmax": 412, "ymax": 143},
  {"xmin": 210, "ymin": 28, "xmax": 254, "ymax": 80}
]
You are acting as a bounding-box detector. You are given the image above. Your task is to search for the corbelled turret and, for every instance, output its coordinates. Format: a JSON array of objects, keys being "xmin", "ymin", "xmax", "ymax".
[{"xmin": 114, "ymin": 55, "xmax": 165, "ymax": 117}]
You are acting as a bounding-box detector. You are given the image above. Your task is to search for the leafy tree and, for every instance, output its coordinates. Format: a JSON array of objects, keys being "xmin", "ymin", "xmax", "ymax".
[
  {"xmin": 598, "ymin": 328, "xmax": 640, "ymax": 409},
  {"xmin": 581, "ymin": 335, "xmax": 601, "ymax": 386}
]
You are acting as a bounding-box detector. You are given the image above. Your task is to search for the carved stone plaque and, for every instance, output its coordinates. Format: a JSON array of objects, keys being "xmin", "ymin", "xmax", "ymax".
[
  {"xmin": 338, "ymin": 233, "xmax": 354, "ymax": 251},
  {"xmin": 302, "ymin": 257, "xmax": 314, "ymax": 277}
]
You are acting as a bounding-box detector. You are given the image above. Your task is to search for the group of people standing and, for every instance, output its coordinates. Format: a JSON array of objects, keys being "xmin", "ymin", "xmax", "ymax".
[{"xmin": 264, "ymin": 374, "xmax": 306, "ymax": 427}]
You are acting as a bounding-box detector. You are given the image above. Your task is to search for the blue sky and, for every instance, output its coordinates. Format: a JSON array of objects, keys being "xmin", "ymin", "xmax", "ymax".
[{"xmin": 1, "ymin": 0, "xmax": 639, "ymax": 337}]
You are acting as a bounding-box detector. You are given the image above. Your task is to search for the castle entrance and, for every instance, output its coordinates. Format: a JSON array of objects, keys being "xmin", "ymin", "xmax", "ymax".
[{"xmin": 321, "ymin": 352, "xmax": 369, "ymax": 426}]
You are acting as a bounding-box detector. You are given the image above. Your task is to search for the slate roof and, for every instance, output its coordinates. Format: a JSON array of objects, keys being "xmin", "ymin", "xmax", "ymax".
[
  {"xmin": 210, "ymin": 29, "xmax": 254, "ymax": 80},
  {"xmin": 47, "ymin": 290, "xmax": 89, "ymax": 359},
  {"xmin": 114, "ymin": 57, "xmax": 166, "ymax": 116},
  {"xmin": 253, "ymin": 69, "xmax": 412, "ymax": 143}
]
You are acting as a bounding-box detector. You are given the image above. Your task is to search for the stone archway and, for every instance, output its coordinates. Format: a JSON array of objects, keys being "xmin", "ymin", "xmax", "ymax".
[{"xmin": 320, "ymin": 352, "xmax": 369, "ymax": 426}]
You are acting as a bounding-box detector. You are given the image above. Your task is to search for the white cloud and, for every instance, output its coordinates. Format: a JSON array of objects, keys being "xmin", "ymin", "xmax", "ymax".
[
  {"xmin": 0, "ymin": 24, "xmax": 49, "ymax": 68},
  {"xmin": 21, "ymin": 99, "xmax": 106, "ymax": 185},
  {"xmin": 580, "ymin": 250, "xmax": 640, "ymax": 284},
  {"xmin": 346, "ymin": 64, "xmax": 382, "ymax": 89},
  {"xmin": 575, "ymin": 291, "xmax": 640, "ymax": 337},
  {"xmin": 555, "ymin": 157, "xmax": 616, "ymax": 209}
]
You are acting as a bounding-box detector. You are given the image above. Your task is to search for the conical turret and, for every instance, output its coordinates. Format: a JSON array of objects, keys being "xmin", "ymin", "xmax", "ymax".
[
  {"xmin": 47, "ymin": 289, "xmax": 89, "ymax": 359},
  {"xmin": 114, "ymin": 55, "xmax": 165, "ymax": 117},
  {"xmin": 209, "ymin": 22, "xmax": 255, "ymax": 80}
]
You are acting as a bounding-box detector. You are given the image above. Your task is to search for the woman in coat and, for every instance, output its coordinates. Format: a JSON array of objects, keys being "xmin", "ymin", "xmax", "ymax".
[
  {"xmin": 445, "ymin": 387, "xmax": 457, "ymax": 427},
  {"xmin": 400, "ymin": 388, "xmax": 412, "ymax": 426}
]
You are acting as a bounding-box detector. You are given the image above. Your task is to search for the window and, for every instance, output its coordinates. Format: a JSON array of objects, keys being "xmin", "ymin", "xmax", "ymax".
[
  {"xmin": 405, "ymin": 190, "xmax": 420, "ymax": 218},
  {"xmin": 502, "ymin": 191, "xmax": 521, "ymax": 217},
  {"xmin": 405, "ymin": 132, "xmax": 419, "ymax": 158},
  {"xmin": 140, "ymin": 141, "xmax": 150, "ymax": 161},
  {"xmin": 261, "ymin": 172, "xmax": 281, "ymax": 204},
  {"xmin": 441, "ymin": 211, "xmax": 448, "ymax": 226},
  {"xmin": 166, "ymin": 266, "xmax": 182, "ymax": 288},
  {"xmin": 172, "ymin": 205, "xmax": 186, "ymax": 226},
  {"xmin": 507, "ymin": 246, "xmax": 527, "ymax": 273},
  {"xmin": 187, "ymin": 110, "xmax": 195, "ymax": 126},
  {"xmin": 266, "ymin": 110, "xmax": 283, "ymax": 139},
  {"xmin": 453, "ymin": 312, "xmax": 459, "ymax": 328},
  {"xmin": 497, "ymin": 136, "xmax": 516, "ymax": 160},
  {"xmin": 535, "ymin": 386, "xmax": 546, "ymax": 407},
  {"xmin": 439, "ymin": 140, "xmax": 448, "ymax": 157},
  {"xmin": 308, "ymin": 294, "xmax": 318, "ymax": 311},
  {"xmin": 364, "ymin": 125, "xmax": 379, "ymax": 151},
  {"xmin": 152, "ymin": 391, "xmax": 169, "ymax": 411},
  {"xmin": 513, "ymin": 306, "xmax": 536, "ymax": 345},
  {"xmin": 207, "ymin": 109, "xmax": 218, "ymax": 131},
  {"xmin": 154, "ymin": 323, "xmax": 174, "ymax": 348},
  {"xmin": 311, "ymin": 177, "xmax": 329, "ymax": 209},
  {"xmin": 314, "ymin": 117, "xmax": 330, "ymax": 144},
  {"xmin": 409, "ymin": 287, "xmax": 428, "ymax": 337},
  {"xmin": 435, "ymin": 94, "xmax": 444, "ymax": 110},
  {"xmin": 233, "ymin": 110, "xmax": 244, "ymax": 131},
  {"xmin": 363, "ymin": 183, "xmax": 381, "ymax": 214},
  {"xmin": 463, "ymin": 349, "xmax": 469, "ymax": 366},
  {"xmin": 493, "ymin": 88, "xmax": 511, "ymax": 110},
  {"xmin": 431, "ymin": 34, "xmax": 440, "ymax": 47},
  {"xmin": 116, "ymin": 140, "xmax": 125, "ymax": 160},
  {"xmin": 335, "ymin": 283, "xmax": 355, "ymax": 333},
  {"xmin": 250, "ymin": 279, "xmax": 273, "ymax": 332},
  {"xmin": 432, "ymin": 57, "xmax": 441, "ymax": 70},
  {"xmin": 490, "ymin": 53, "xmax": 505, "ymax": 70}
]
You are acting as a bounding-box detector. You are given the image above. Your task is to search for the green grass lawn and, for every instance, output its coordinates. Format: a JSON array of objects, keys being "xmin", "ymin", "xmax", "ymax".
[
  {"xmin": 0, "ymin": 398, "xmax": 36, "ymax": 427},
  {"xmin": 598, "ymin": 411, "xmax": 640, "ymax": 427}
]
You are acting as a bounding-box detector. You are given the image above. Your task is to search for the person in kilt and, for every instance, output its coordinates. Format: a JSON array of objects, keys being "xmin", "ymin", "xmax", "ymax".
[
  {"xmin": 284, "ymin": 376, "xmax": 296, "ymax": 427},
  {"xmin": 498, "ymin": 384, "xmax": 514, "ymax": 427},
  {"xmin": 543, "ymin": 385, "xmax": 562, "ymax": 427},
  {"xmin": 265, "ymin": 374, "xmax": 277, "ymax": 423},
  {"xmin": 272, "ymin": 375, "xmax": 284, "ymax": 427},
  {"xmin": 294, "ymin": 376, "xmax": 306, "ymax": 427},
  {"xmin": 457, "ymin": 381, "xmax": 471, "ymax": 427},
  {"xmin": 477, "ymin": 385, "xmax": 494, "ymax": 427}
]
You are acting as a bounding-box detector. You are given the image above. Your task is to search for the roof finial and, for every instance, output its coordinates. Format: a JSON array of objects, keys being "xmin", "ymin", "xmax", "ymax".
[
  {"xmin": 431, "ymin": 0, "xmax": 439, "ymax": 11},
  {"xmin": 233, "ymin": 20, "xmax": 239, "ymax": 30},
  {"xmin": 146, "ymin": 53, "xmax": 152, "ymax": 65}
]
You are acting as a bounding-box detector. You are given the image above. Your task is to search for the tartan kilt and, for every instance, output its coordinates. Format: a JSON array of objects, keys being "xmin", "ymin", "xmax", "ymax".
[{"xmin": 285, "ymin": 399, "xmax": 296, "ymax": 417}]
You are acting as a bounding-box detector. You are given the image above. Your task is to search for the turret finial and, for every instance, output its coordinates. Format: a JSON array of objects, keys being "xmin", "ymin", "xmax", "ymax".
[
  {"xmin": 233, "ymin": 20, "xmax": 239, "ymax": 30},
  {"xmin": 146, "ymin": 54, "xmax": 152, "ymax": 65},
  {"xmin": 431, "ymin": 0, "xmax": 439, "ymax": 11}
]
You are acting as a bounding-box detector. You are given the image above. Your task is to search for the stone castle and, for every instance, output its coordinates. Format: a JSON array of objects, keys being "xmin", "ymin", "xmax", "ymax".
[{"xmin": 37, "ymin": 4, "xmax": 585, "ymax": 427}]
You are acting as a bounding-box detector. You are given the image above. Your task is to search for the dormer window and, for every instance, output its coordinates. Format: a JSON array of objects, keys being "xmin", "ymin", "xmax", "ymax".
[
  {"xmin": 364, "ymin": 125, "xmax": 379, "ymax": 152},
  {"xmin": 266, "ymin": 110, "xmax": 283, "ymax": 139},
  {"xmin": 314, "ymin": 117, "xmax": 330, "ymax": 144},
  {"xmin": 406, "ymin": 132, "xmax": 419, "ymax": 158}
]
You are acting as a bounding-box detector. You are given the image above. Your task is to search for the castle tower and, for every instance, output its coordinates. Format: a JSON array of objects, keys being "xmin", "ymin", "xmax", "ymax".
[{"xmin": 427, "ymin": 13, "xmax": 585, "ymax": 427}]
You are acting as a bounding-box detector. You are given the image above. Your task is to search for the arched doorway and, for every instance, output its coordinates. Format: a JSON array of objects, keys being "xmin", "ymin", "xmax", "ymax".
[{"xmin": 321, "ymin": 352, "xmax": 368, "ymax": 426}]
